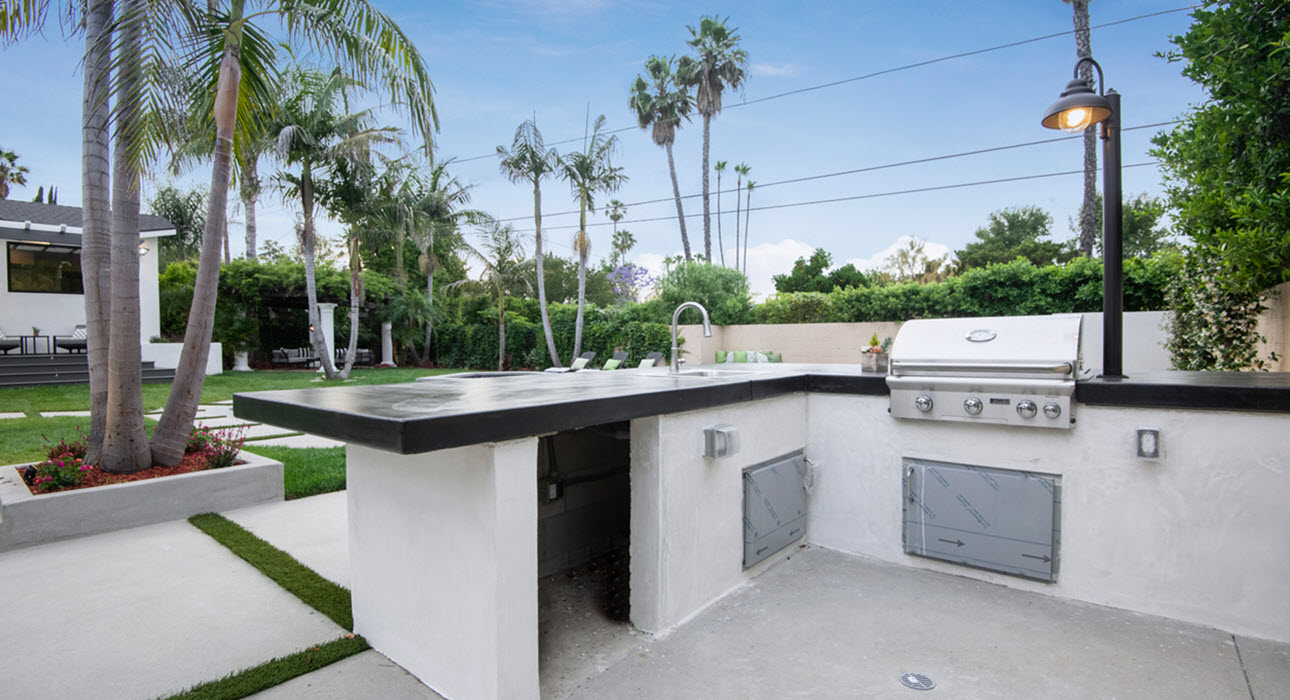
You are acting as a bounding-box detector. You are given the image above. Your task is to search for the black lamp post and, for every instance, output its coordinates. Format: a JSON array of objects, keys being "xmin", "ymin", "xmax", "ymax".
[{"xmin": 1042, "ymin": 57, "xmax": 1123, "ymax": 379}]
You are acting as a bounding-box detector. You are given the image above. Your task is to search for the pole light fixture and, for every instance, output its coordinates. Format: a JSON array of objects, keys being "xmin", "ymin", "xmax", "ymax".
[{"xmin": 1042, "ymin": 56, "xmax": 1124, "ymax": 379}]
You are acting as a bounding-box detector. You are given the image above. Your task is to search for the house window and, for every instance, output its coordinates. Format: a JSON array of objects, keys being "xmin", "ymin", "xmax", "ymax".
[{"xmin": 6, "ymin": 242, "xmax": 84, "ymax": 294}]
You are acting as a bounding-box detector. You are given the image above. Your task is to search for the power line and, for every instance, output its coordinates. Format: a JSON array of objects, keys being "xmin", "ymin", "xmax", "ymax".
[
  {"xmin": 494, "ymin": 121, "xmax": 1178, "ymax": 224},
  {"xmin": 515, "ymin": 162, "xmax": 1158, "ymax": 233},
  {"xmin": 449, "ymin": 6, "xmax": 1192, "ymax": 165}
]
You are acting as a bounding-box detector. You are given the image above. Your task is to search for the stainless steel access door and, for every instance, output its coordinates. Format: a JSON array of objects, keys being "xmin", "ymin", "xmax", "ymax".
[
  {"xmin": 744, "ymin": 452, "xmax": 809, "ymax": 569},
  {"xmin": 902, "ymin": 457, "xmax": 1061, "ymax": 582}
]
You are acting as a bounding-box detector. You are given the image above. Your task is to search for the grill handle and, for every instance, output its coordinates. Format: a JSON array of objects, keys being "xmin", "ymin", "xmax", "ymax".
[{"xmin": 889, "ymin": 360, "xmax": 1073, "ymax": 376}]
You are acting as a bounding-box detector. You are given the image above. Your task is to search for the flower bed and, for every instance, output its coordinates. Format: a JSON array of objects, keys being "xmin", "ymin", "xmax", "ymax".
[{"xmin": 0, "ymin": 441, "xmax": 283, "ymax": 552}]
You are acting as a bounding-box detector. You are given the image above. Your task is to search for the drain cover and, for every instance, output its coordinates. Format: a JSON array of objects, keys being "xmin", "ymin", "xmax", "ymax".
[{"xmin": 899, "ymin": 673, "xmax": 935, "ymax": 690}]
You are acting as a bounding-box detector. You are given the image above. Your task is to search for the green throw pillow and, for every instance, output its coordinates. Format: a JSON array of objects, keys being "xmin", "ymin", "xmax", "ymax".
[
  {"xmin": 716, "ymin": 350, "xmax": 728, "ymax": 363},
  {"xmin": 733, "ymin": 350, "xmax": 747, "ymax": 363},
  {"xmin": 767, "ymin": 352, "xmax": 782, "ymax": 363}
]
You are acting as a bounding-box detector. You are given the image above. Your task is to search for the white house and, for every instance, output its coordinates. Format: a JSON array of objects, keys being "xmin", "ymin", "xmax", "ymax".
[
  {"xmin": 0, "ymin": 200, "xmax": 173, "ymax": 345},
  {"xmin": 0, "ymin": 200, "xmax": 220, "ymax": 374}
]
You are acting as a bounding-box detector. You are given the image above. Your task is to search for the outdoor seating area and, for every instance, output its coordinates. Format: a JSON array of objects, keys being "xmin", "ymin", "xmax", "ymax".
[{"xmin": 271, "ymin": 347, "xmax": 321, "ymax": 369}]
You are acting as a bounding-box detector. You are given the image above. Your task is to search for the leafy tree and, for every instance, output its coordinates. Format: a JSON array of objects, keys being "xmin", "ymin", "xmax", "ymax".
[
  {"xmin": 678, "ymin": 16, "xmax": 747, "ymax": 260},
  {"xmin": 774, "ymin": 248, "xmax": 870, "ymax": 293},
  {"xmin": 31, "ymin": 185, "xmax": 57, "ymax": 204},
  {"xmin": 882, "ymin": 238, "xmax": 954, "ymax": 284},
  {"xmin": 0, "ymin": 147, "xmax": 28, "ymax": 199},
  {"xmin": 1152, "ymin": 0, "xmax": 1290, "ymax": 295},
  {"xmin": 955, "ymin": 206, "xmax": 1075, "ymax": 270},
  {"xmin": 1063, "ymin": 0, "xmax": 1099, "ymax": 256},
  {"xmin": 630, "ymin": 55, "xmax": 694, "ymax": 259},
  {"xmin": 1151, "ymin": 0, "xmax": 1289, "ymax": 370},
  {"xmin": 539, "ymin": 254, "xmax": 614, "ymax": 307},
  {"xmin": 560, "ymin": 114, "xmax": 627, "ymax": 359},
  {"xmin": 1077, "ymin": 192, "xmax": 1177, "ymax": 258},
  {"xmin": 653, "ymin": 259, "xmax": 751, "ymax": 325},
  {"xmin": 149, "ymin": 185, "xmax": 207, "ymax": 266},
  {"xmin": 498, "ymin": 119, "xmax": 562, "ymax": 366}
]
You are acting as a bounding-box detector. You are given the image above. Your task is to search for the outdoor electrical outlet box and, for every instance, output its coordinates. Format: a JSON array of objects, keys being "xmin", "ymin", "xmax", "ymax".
[
  {"xmin": 1137, "ymin": 428, "xmax": 1160, "ymax": 459},
  {"xmin": 704, "ymin": 424, "xmax": 740, "ymax": 459}
]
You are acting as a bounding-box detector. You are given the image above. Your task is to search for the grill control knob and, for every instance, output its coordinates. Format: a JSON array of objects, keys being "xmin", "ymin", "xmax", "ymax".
[
  {"xmin": 1016, "ymin": 400, "xmax": 1038, "ymax": 419},
  {"xmin": 1043, "ymin": 402, "xmax": 1062, "ymax": 419},
  {"xmin": 914, "ymin": 395, "xmax": 934, "ymax": 412},
  {"xmin": 963, "ymin": 397, "xmax": 983, "ymax": 415}
]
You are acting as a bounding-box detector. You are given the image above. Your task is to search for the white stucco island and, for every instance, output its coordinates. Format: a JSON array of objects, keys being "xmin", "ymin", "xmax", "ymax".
[{"xmin": 234, "ymin": 365, "xmax": 1290, "ymax": 700}]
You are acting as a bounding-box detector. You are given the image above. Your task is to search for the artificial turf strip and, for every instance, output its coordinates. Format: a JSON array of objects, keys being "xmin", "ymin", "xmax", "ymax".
[
  {"xmin": 160, "ymin": 634, "xmax": 370, "ymax": 700},
  {"xmin": 187, "ymin": 513, "xmax": 354, "ymax": 630}
]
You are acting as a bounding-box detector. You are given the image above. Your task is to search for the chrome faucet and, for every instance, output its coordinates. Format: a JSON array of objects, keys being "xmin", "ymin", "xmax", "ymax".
[{"xmin": 670, "ymin": 302, "xmax": 713, "ymax": 372}]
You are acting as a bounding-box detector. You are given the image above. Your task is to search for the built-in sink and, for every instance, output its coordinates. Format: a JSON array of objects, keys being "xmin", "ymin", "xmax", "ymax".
[{"xmin": 644, "ymin": 368, "xmax": 758, "ymax": 379}]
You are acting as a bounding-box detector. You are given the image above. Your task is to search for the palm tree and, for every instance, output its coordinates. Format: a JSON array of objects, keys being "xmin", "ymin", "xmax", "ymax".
[
  {"xmin": 458, "ymin": 222, "xmax": 532, "ymax": 371},
  {"xmin": 498, "ymin": 119, "xmax": 562, "ymax": 367},
  {"xmin": 733, "ymin": 162, "xmax": 749, "ymax": 270},
  {"xmin": 612, "ymin": 229, "xmax": 636, "ymax": 266},
  {"xmin": 679, "ymin": 16, "xmax": 747, "ymax": 261},
  {"xmin": 1063, "ymin": 0, "xmax": 1098, "ymax": 257},
  {"xmin": 714, "ymin": 160, "xmax": 727, "ymax": 266},
  {"xmin": 0, "ymin": 147, "xmax": 29, "ymax": 198},
  {"xmin": 607, "ymin": 200, "xmax": 626, "ymax": 239},
  {"xmin": 743, "ymin": 180, "xmax": 756, "ymax": 273},
  {"xmin": 272, "ymin": 68, "xmax": 396, "ymax": 381},
  {"xmin": 145, "ymin": 0, "xmax": 438, "ymax": 467},
  {"xmin": 630, "ymin": 55, "xmax": 694, "ymax": 259},
  {"xmin": 560, "ymin": 114, "xmax": 627, "ymax": 359}
]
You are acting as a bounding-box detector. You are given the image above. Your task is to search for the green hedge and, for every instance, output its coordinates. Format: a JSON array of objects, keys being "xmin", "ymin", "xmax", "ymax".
[
  {"xmin": 431, "ymin": 312, "xmax": 673, "ymax": 370},
  {"xmin": 762, "ymin": 254, "xmax": 1180, "ymax": 323}
]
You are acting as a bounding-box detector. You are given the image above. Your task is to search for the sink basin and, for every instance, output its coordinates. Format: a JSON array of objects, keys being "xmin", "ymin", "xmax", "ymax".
[{"xmin": 645, "ymin": 368, "xmax": 758, "ymax": 379}]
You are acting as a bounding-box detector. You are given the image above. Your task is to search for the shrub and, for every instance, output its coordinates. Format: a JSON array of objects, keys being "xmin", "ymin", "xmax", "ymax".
[
  {"xmin": 28, "ymin": 452, "xmax": 92, "ymax": 493},
  {"xmin": 44, "ymin": 427, "xmax": 88, "ymax": 462},
  {"xmin": 188, "ymin": 425, "xmax": 248, "ymax": 468}
]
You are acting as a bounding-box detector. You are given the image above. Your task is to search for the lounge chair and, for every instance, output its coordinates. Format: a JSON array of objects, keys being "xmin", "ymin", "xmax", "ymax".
[
  {"xmin": 638, "ymin": 351, "xmax": 663, "ymax": 368},
  {"xmin": 272, "ymin": 347, "xmax": 320, "ymax": 368},
  {"xmin": 336, "ymin": 347, "xmax": 374, "ymax": 366},
  {"xmin": 600, "ymin": 351, "xmax": 629, "ymax": 370},
  {"xmin": 544, "ymin": 351, "xmax": 595, "ymax": 373},
  {"xmin": 54, "ymin": 325, "xmax": 88, "ymax": 353},
  {"xmin": 0, "ymin": 330, "xmax": 19, "ymax": 355}
]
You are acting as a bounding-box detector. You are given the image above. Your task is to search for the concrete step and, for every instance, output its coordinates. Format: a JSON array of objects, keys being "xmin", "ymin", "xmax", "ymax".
[{"xmin": 0, "ymin": 365, "xmax": 174, "ymax": 388}]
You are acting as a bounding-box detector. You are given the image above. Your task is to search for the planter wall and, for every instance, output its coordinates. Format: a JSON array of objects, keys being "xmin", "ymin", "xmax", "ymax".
[{"xmin": 0, "ymin": 450, "xmax": 282, "ymax": 551}]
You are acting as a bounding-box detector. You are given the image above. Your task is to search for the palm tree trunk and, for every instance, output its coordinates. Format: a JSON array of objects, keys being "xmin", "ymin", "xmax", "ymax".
[
  {"xmin": 573, "ymin": 197, "xmax": 588, "ymax": 358},
  {"xmin": 338, "ymin": 236, "xmax": 360, "ymax": 379},
  {"xmin": 81, "ymin": 0, "xmax": 112, "ymax": 464},
  {"xmin": 665, "ymin": 141, "xmax": 690, "ymax": 260},
  {"xmin": 1072, "ymin": 0, "xmax": 1097, "ymax": 257},
  {"xmin": 743, "ymin": 187, "xmax": 752, "ymax": 273},
  {"xmin": 102, "ymin": 0, "xmax": 151, "ymax": 474},
  {"xmin": 151, "ymin": 11, "xmax": 245, "ymax": 466},
  {"xmin": 534, "ymin": 182, "xmax": 561, "ymax": 366},
  {"xmin": 497, "ymin": 303, "xmax": 506, "ymax": 371},
  {"xmin": 222, "ymin": 215, "xmax": 231, "ymax": 263},
  {"xmin": 422, "ymin": 252, "xmax": 433, "ymax": 364},
  {"xmin": 241, "ymin": 151, "xmax": 258, "ymax": 258},
  {"xmin": 716, "ymin": 169, "xmax": 725, "ymax": 267},
  {"xmin": 701, "ymin": 114, "xmax": 711, "ymax": 261},
  {"xmin": 301, "ymin": 170, "xmax": 337, "ymax": 379},
  {"xmin": 734, "ymin": 173, "xmax": 742, "ymax": 271}
]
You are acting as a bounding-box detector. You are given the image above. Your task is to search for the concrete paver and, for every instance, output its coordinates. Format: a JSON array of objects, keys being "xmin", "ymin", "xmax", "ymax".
[
  {"xmin": 237, "ymin": 423, "xmax": 304, "ymax": 439},
  {"xmin": 0, "ymin": 519, "xmax": 345, "ymax": 700},
  {"xmin": 568, "ymin": 548, "xmax": 1260, "ymax": 700},
  {"xmin": 195, "ymin": 416, "xmax": 261, "ymax": 429},
  {"xmin": 247, "ymin": 650, "xmax": 446, "ymax": 700},
  {"xmin": 1240, "ymin": 635, "xmax": 1290, "ymax": 700},
  {"xmin": 224, "ymin": 491, "xmax": 351, "ymax": 588},
  {"xmin": 37, "ymin": 410, "xmax": 91, "ymax": 417},
  {"xmin": 0, "ymin": 411, "xmax": 26, "ymax": 419}
]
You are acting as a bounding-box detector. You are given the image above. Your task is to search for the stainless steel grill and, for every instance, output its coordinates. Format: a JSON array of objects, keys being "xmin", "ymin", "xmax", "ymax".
[{"xmin": 886, "ymin": 315, "xmax": 1082, "ymax": 429}]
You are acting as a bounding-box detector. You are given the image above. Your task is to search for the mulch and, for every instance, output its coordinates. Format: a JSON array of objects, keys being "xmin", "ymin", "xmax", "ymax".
[{"xmin": 19, "ymin": 452, "xmax": 242, "ymax": 496}]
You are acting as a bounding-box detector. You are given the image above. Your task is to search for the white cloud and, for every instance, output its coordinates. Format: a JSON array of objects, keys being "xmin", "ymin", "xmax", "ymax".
[
  {"xmin": 750, "ymin": 62, "xmax": 799, "ymax": 78},
  {"xmin": 845, "ymin": 235, "xmax": 954, "ymax": 274}
]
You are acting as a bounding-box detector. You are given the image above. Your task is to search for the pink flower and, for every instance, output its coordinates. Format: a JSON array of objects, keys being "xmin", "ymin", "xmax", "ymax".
[{"xmin": 79, "ymin": 465, "xmax": 92, "ymax": 472}]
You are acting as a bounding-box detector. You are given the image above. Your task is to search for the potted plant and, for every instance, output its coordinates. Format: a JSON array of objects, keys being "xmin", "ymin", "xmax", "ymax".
[{"xmin": 861, "ymin": 333, "xmax": 892, "ymax": 372}]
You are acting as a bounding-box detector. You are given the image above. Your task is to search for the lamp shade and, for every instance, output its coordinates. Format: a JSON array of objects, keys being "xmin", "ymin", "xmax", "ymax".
[{"xmin": 1041, "ymin": 78, "xmax": 1112, "ymax": 132}]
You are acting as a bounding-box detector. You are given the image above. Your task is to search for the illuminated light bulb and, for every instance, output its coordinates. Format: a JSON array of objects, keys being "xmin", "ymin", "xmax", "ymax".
[{"xmin": 1060, "ymin": 107, "xmax": 1092, "ymax": 133}]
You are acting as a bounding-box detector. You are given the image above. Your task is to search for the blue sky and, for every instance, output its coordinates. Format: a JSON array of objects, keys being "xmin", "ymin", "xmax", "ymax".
[{"xmin": 0, "ymin": 1, "xmax": 1203, "ymax": 295}]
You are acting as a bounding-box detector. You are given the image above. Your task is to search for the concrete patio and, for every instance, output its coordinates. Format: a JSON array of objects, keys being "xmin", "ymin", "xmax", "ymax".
[{"xmin": 1, "ymin": 491, "xmax": 1285, "ymax": 699}]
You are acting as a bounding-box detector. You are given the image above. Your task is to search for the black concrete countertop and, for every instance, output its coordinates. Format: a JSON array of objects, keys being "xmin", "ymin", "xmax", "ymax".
[{"xmin": 233, "ymin": 364, "xmax": 1290, "ymax": 454}]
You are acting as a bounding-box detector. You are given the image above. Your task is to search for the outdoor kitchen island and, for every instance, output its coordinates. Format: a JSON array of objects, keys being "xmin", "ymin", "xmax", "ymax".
[{"xmin": 234, "ymin": 363, "xmax": 1290, "ymax": 700}]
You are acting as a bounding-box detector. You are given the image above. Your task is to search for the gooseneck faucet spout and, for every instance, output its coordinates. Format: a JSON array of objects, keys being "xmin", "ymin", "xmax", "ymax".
[{"xmin": 670, "ymin": 302, "xmax": 713, "ymax": 373}]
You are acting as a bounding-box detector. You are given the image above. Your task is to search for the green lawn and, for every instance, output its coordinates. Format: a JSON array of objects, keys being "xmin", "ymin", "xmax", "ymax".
[
  {"xmin": 0, "ymin": 367, "xmax": 459, "ymax": 415},
  {"xmin": 0, "ymin": 367, "xmax": 459, "ymax": 498}
]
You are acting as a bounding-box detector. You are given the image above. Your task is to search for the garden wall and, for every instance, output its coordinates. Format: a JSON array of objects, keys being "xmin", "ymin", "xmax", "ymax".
[{"xmin": 1256, "ymin": 281, "xmax": 1290, "ymax": 372}]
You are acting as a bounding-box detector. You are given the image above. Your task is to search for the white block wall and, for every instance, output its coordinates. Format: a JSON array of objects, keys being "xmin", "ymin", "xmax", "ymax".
[{"xmin": 806, "ymin": 394, "xmax": 1290, "ymax": 644}]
